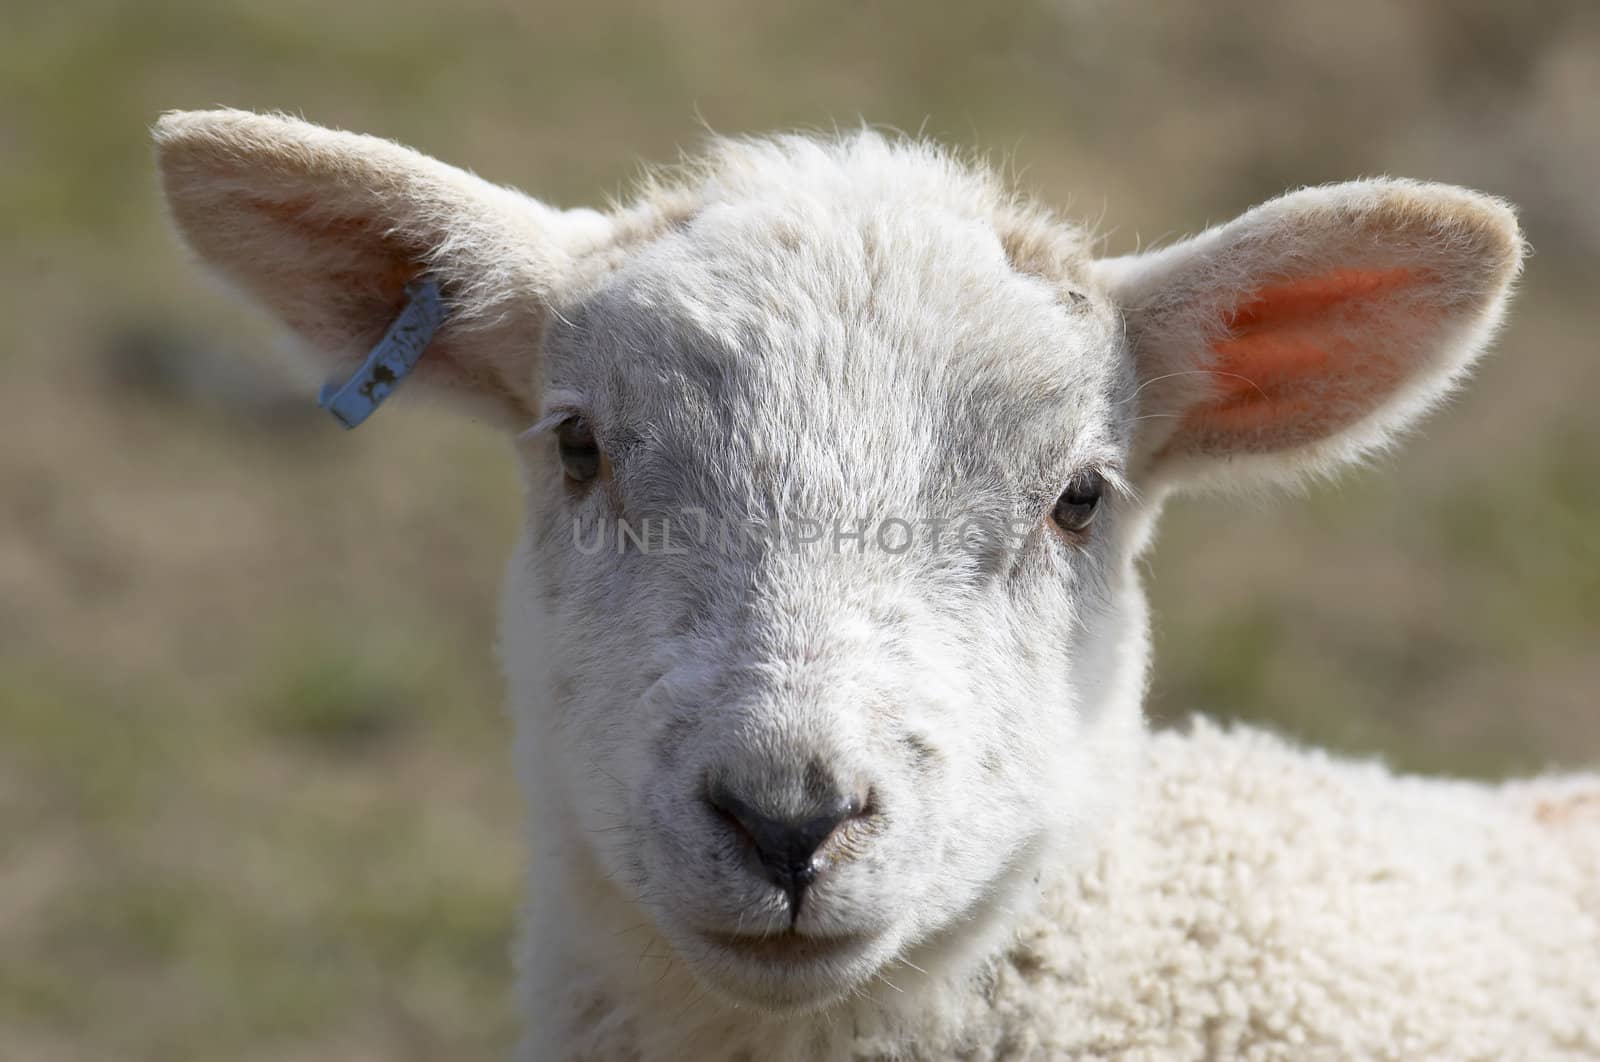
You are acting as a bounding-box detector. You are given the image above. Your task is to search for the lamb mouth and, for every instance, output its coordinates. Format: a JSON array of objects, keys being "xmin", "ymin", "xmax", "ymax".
[{"xmin": 701, "ymin": 928, "xmax": 873, "ymax": 963}]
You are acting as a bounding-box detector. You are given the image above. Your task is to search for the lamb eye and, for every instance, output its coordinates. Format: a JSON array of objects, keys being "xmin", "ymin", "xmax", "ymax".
[
  {"xmin": 556, "ymin": 417, "xmax": 602, "ymax": 483},
  {"xmin": 1050, "ymin": 470, "xmax": 1104, "ymax": 534}
]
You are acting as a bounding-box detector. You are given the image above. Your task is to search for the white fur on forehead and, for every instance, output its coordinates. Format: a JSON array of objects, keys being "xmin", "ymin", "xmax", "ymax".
[
  {"xmin": 606, "ymin": 131, "xmax": 1093, "ymax": 285},
  {"xmin": 539, "ymin": 130, "xmax": 1129, "ymax": 528}
]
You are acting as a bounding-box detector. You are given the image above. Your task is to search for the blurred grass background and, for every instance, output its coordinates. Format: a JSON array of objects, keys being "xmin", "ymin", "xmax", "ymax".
[{"xmin": 2, "ymin": 1, "xmax": 1597, "ymax": 1057}]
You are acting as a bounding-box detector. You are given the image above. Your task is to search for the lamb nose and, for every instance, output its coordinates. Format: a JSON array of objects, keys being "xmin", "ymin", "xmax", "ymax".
[{"xmin": 705, "ymin": 781, "xmax": 866, "ymax": 904}]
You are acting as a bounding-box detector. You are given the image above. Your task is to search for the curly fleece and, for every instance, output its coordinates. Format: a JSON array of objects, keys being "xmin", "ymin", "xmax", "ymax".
[{"xmin": 950, "ymin": 721, "xmax": 1600, "ymax": 1060}]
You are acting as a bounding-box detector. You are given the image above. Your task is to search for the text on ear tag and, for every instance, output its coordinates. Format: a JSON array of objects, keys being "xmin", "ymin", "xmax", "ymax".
[{"xmin": 317, "ymin": 278, "xmax": 445, "ymax": 429}]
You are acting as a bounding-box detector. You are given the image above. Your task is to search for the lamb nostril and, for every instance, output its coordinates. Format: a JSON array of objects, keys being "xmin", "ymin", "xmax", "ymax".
[{"xmin": 704, "ymin": 780, "xmax": 870, "ymax": 908}]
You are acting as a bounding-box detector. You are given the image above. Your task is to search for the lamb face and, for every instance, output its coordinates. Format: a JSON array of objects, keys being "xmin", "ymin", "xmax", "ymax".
[
  {"xmin": 155, "ymin": 110, "xmax": 1525, "ymax": 1032},
  {"xmin": 515, "ymin": 179, "xmax": 1146, "ymax": 1009}
]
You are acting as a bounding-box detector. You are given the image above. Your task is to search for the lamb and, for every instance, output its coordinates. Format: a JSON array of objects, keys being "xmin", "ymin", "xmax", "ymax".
[{"xmin": 153, "ymin": 109, "xmax": 1599, "ymax": 1061}]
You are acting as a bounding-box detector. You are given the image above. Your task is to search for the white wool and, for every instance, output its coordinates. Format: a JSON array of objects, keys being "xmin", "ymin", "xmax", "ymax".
[{"xmin": 152, "ymin": 110, "xmax": 1592, "ymax": 1062}]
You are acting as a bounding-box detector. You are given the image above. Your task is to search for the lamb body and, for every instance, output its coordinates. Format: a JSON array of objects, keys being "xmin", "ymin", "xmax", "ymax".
[{"xmin": 153, "ymin": 111, "xmax": 1598, "ymax": 1061}]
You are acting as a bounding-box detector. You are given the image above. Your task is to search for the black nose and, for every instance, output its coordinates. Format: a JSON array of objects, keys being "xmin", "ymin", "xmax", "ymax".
[{"xmin": 705, "ymin": 779, "xmax": 866, "ymax": 910}]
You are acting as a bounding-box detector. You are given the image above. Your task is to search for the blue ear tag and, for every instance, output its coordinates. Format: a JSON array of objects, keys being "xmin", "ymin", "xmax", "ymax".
[{"xmin": 318, "ymin": 278, "xmax": 445, "ymax": 429}]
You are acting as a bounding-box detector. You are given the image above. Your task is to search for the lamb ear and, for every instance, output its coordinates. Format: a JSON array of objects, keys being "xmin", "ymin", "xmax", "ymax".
[
  {"xmin": 154, "ymin": 109, "xmax": 611, "ymax": 428},
  {"xmin": 1091, "ymin": 180, "xmax": 1525, "ymax": 488}
]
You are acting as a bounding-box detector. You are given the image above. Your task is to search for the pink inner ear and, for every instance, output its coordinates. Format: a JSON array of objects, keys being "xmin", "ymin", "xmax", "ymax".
[
  {"xmin": 249, "ymin": 194, "xmax": 425, "ymax": 309},
  {"xmin": 1174, "ymin": 267, "xmax": 1434, "ymax": 455}
]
